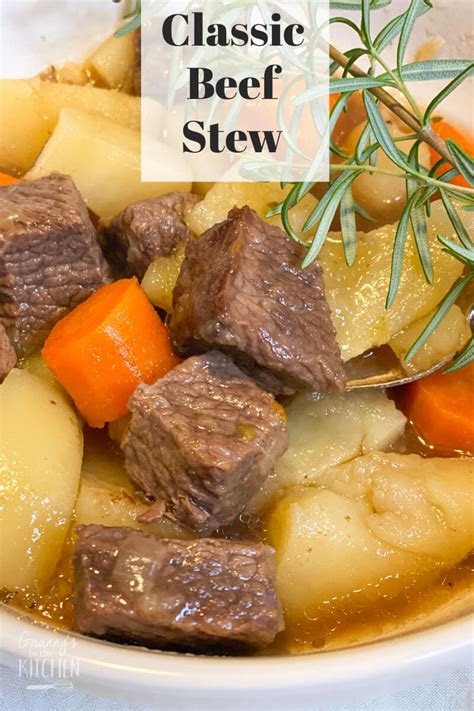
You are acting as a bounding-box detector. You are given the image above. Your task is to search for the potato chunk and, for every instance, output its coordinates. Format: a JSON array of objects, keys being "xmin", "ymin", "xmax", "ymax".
[
  {"xmin": 185, "ymin": 182, "xmax": 317, "ymax": 239},
  {"xmin": 249, "ymin": 389, "xmax": 406, "ymax": 512},
  {"xmin": 320, "ymin": 201, "xmax": 470, "ymax": 361},
  {"xmin": 269, "ymin": 452, "xmax": 474, "ymax": 618},
  {"xmin": 0, "ymin": 78, "xmax": 141, "ymax": 174},
  {"xmin": 27, "ymin": 108, "xmax": 191, "ymax": 221},
  {"xmin": 0, "ymin": 369, "xmax": 83, "ymax": 591},
  {"xmin": 87, "ymin": 33, "xmax": 135, "ymax": 91},
  {"xmin": 141, "ymin": 245, "xmax": 186, "ymax": 313},
  {"xmin": 388, "ymin": 305, "xmax": 470, "ymax": 374},
  {"xmin": 76, "ymin": 433, "xmax": 193, "ymax": 539}
]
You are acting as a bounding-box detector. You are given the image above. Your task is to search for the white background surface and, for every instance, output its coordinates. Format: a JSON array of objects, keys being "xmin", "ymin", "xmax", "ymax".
[{"xmin": 1, "ymin": 662, "xmax": 473, "ymax": 710}]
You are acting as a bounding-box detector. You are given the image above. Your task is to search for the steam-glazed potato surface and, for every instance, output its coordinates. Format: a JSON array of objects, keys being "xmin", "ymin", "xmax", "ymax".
[
  {"xmin": 0, "ymin": 369, "xmax": 83, "ymax": 591},
  {"xmin": 269, "ymin": 453, "xmax": 473, "ymax": 619}
]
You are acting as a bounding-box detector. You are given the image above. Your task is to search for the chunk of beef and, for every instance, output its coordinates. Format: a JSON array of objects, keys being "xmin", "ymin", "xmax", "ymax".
[
  {"xmin": 0, "ymin": 173, "xmax": 110, "ymax": 354},
  {"xmin": 0, "ymin": 323, "xmax": 16, "ymax": 382},
  {"xmin": 170, "ymin": 206, "xmax": 346, "ymax": 395},
  {"xmin": 122, "ymin": 351, "xmax": 288, "ymax": 534},
  {"xmin": 103, "ymin": 192, "xmax": 200, "ymax": 279},
  {"xmin": 74, "ymin": 525, "xmax": 284, "ymax": 650},
  {"xmin": 133, "ymin": 28, "xmax": 141, "ymax": 96}
]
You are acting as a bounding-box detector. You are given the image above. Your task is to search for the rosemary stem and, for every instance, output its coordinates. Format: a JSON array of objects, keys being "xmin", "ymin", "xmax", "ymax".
[
  {"xmin": 329, "ymin": 163, "xmax": 474, "ymax": 196},
  {"xmin": 372, "ymin": 50, "xmax": 424, "ymax": 124},
  {"xmin": 327, "ymin": 43, "xmax": 454, "ymax": 165}
]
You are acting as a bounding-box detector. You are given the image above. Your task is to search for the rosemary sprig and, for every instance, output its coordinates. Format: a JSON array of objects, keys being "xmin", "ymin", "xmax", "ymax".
[{"xmin": 273, "ymin": 0, "xmax": 474, "ymax": 371}]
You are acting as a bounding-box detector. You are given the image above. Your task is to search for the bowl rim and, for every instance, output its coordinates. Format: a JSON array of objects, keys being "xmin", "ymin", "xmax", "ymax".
[{"xmin": 1, "ymin": 606, "xmax": 472, "ymax": 692}]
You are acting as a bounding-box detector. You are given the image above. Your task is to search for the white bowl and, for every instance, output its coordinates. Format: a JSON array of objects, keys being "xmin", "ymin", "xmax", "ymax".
[
  {"xmin": 0, "ymin": 1, "xmax": 472, "ymax": 707},
  {"xmin": 1, "ymin": 605, "xmax": 472, "ymax": 709}
]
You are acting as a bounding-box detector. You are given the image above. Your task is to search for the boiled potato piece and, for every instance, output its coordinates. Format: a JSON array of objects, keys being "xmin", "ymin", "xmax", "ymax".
[
  {"xmin": 269, "ymin": 452, "xmax": 474, "ymax": 618},
  {"xmin": 389, "ymin": 305, "xmax": 470, "ymax": 374},
  {"xmin": 27, "ymin": 108, "xmax": 191, "ymax": 221},
  {"xmin": 41, "ymin": 62, "xmax": 90, "ymax": 86},
  {"xmin": 38, "ymin": 79, "xmax": 141, "ymax": 128},
  {"xmin": 321, "ymin": 201, "xmax": 469, "ymax": 361},
  {"xmin": 141, "ymin": 244, "xmax": 186, "ymax": 313},
  {"xmin": 185, "ymin": 182, "xmax": 318, "ymax": 239},
  {"xmin": 0, "ymin": 80, "xmax": 51, "ymax": 174},
  {"xmin": 249, "ymin": 389, "xmax": 406, "ymax": 513},
  {"xmin": 185, "ymin": 182, "xmax": 289, "ymax": 235},
  {"xmin": 87, "ymin": 33, "xmax": 134, "ymax": 91},
  {"xmin": 0, "ymin": 369, "xmax": 83, "ymax": 591},
  {"xmin": 0, "ymin": 78, "xmax": 141, "ymax": 173},
  {"xmin": 76, "ymin": 432, "xmax": 193, "ymax": 539}
]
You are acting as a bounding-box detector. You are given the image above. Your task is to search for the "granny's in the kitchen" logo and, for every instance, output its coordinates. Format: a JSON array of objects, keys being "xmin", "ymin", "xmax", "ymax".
[{"xmin": 17, "ymin": 630, "xmax": 79, "ymax": 692}]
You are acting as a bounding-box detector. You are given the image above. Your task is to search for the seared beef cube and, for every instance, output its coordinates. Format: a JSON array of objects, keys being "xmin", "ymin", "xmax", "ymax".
[
  {"xmin": 0, "ymin": 173, "xmax": 110, "ymax": 354},
  {"xmin": 104, "ymin": 192, "xmax": 200, "ymax": 279},
  {"xmin": 74, "ymin": 525, "xmax": 284, "ymax": 650},
  {"xmin": 0, "ymin": 323, "xmax": 16, "ymax": 382},
  {"xmin": 170, "ymin": 206, "xmax": 346, "ymax": 395},
  {"xmin": 122, "ymin": 351, "xmax": 288, "ymax": 533}
]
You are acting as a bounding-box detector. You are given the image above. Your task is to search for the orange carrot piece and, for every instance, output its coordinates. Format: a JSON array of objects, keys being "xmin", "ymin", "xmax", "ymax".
[
  {"xmin": 403, "ymin": 363, "xmax": 474, "ymax": 453},
  {"xmin": 428, "ymin": 120, "xmax": 474, "ymax": 188},
  {"xmin": 42, "ymin": 278, "xmax": 181, "ymax": 428},
  {"xmin": 0, "ymin": 172, "xmax": 19, "ymax": 186}
]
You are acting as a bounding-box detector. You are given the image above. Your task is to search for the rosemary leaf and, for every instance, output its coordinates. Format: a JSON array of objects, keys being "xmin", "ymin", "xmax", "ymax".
[
  {"xmin": 398, "ymin": 0, "xmax": 430, "ymax": 79},
  {"xmin": 411, "ymin": 200, "xmax": 432, "ymax": 282},
  {"xmin": 444, "ymin": 337, "xmax": 474, "ymax": 373},
  {"xmin": 343, "ymin": 48, "xmax": 371, "ymax": 77},
  {"xmin": 296, "ymin": 181, "xmax": 316, "ymax": 202},
  {"xmin": 340, "ymin": 186, "xmax": 358, "ymax": 266},
  {"xmin": 446, "ymin": 139, "xmax": 474, "ymax": 186},
  {"xmin": 302, "ymin": 171, "xmax": 362, "ymax": 267},
  {"xmin": 295, "ymin": 76, "xmax": 391, "ymax": 104},
  {"xmin": 361, "ymin": 0, "xmax": 373, "ymax": 49},
  {"xmin": 368, "ymin": 129, "xmax": 378, "ymax": 167},
  {"xmin": 404, "ymin": 274, "xmax": 472, "ymax": 362},
  {"xmin": 439, "ymin": 191, "xmax": 473, "ymax": 248},
  {"xmin": 374, "ymin": 1, "xmax": 431, "ymax": 52},
  {"xmin": 355, "ymin": 122, "xmax": 372, "ymax": 164},
  {"xmin": 428, "ymin": 157, "xmax": 447, "ymax": 178},
  {"xmin": 114, "ymin": 12, "xmax": 141, "ymax": 38},
  {"xmin": 407, "ymin": 143, "xmax": 433, "ymax": 283},
  {"xmin": 353, "ymin": 201, "xmax": 375, "ymax": 221},
  {"xmin": 386, "ymin": 59, "xmax": 473, "ymax": 82},
  {"xmin": 437, "ymin": 234, "xmax": 474, "ymax": 263},
  {"xmin": 386, "ymin": 192, "xmax": 419, "ymax": 309},
  {"xmin": 362, "ymin": 92, "xmax": 410, "ymax": 171},
  {"xmin": 303, "ymin": 170, "xmax": 353, "ymax": 232},
  {"xmin": 424, "ymin": 64, "xmax": 474, "ymax": 125}
]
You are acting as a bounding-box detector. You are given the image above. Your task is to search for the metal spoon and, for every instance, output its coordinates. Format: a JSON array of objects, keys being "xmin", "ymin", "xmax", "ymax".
[{"xmin": 345, "ymin": 303, "xmax": 473, "ymax": 390}]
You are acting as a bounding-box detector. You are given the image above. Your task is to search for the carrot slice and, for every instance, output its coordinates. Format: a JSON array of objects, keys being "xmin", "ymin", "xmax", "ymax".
[
  {"xmin": 0, "ymin": 172, "xmax": 19, "ymax": 186},
  {"xmin": 42, "ymin": 278, "xmax": 181, "ymax": 428},
  {"xmin": 428, "ymin": 120, "xmax": 474, "ymax": 188},
  {"xmin": 403, "ymin": 363, "xmax": 474, "ymax": 453}
]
